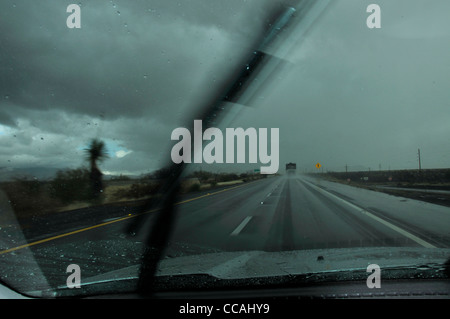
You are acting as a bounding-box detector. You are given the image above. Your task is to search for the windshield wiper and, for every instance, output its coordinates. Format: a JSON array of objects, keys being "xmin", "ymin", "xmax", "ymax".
[{"xmin": 129, "ymin": 2, "xmax": 327, "ymax": 296}]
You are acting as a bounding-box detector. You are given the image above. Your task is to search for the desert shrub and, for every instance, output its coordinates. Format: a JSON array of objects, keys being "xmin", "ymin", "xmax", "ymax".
[
  {"xmin": 49, "ymin": 168, "xmax": 92, "ymax": 204},
  {"xmin": 1, "ymin": 178, "xmax": 62, "ymax": 218},
  {"xmin": 112, "ymin": 182, "xmax": 160, "ymax": 199},
  {"xmin": 209, "ymin": 180, "xmax": 217, "ymax": 188},
  {"xmin": 188, "ymin": 183, "xmax": 201, "ymax": 192}
]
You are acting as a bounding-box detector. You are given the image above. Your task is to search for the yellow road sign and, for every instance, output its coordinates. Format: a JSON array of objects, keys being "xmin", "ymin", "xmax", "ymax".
[{"xmin": 315, "ymin": 163, "xmax": 322, "ymax": 169}]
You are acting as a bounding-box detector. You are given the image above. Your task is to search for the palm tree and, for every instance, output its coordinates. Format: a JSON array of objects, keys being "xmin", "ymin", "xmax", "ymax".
[{"xmin": 84, "ymin": 138, "xmax": 108, "ymax": 200}]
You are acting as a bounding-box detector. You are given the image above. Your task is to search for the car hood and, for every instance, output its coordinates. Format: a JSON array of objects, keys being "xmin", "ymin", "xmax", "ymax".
[
  {"xmin": 70, "ymin": 246, "xmax": 450, "ymax": 294},
  {"xmin": 155, "ymin": 247, "xmax": 450, "ymax": 279},
  {"xmin": 11, "ymin": 246, "xmax": 445, "ymax": 298}
]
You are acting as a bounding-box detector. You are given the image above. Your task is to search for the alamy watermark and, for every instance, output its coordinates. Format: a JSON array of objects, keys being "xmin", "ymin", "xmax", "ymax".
[
  {"xmin": 170, "ymin": 120, "xmax": 279, "ymax": 174},
  {"xmin": 66, "ymin": 264, "xmax": 81, "ymax": 289},
  {"xmin": 366, "ymin": 264, "xmax": 381, "ymax": 288},
  {"xmin": 66, "ymin": 4, "xmax": 81, "ymax": 29},
  {"xmin": 65, "ymin": 3, "xmax": 381, "ymax": 30}
]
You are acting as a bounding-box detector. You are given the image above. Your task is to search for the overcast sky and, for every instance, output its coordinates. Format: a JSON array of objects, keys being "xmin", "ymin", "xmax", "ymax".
[{"xmin": 1, "ymin": 0, "xmax": 450, "ymax": 178}]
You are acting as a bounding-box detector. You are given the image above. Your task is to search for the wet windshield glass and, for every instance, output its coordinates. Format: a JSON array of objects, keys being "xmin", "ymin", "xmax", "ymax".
[{"xmin": 1, "ymin": 0, "xmax": 450, "ymax": 297}]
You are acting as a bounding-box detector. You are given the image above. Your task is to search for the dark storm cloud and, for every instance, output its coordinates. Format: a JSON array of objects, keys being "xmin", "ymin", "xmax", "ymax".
[
  {"xmin": 0, "ymin": 0, "xmax": 281, "ymax": 173},
  {"xmin": 0, "ymin": 108, "xmax": 16, "ymax": 127},
  {"xmin": 0, "ymin": 0, "xmax": 278, "ymax": 125},
  {"xmin": 1, "ymin": 0, "xmax": 450, "ymax": 175},
  {"xmin": 218, "ymin": 0, "xmax": 450, "ymax": 171}
]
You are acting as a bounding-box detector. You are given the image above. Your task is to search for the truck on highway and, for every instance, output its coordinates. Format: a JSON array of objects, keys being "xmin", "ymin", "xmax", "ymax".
[{"xmin": 286, "ymin": 162, "xmax": 296, "ymax": 174}]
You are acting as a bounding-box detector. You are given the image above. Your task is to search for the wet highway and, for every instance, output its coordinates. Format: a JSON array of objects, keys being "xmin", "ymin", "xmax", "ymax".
[{"xmin": 1, "ymin": 174, "xmax": 449, "ymax": 293}]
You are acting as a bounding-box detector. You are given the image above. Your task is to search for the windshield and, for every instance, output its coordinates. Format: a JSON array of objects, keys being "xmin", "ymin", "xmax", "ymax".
[{"xmin": 1, "ymin": 0, "xmax": 450, "ymax": 299}]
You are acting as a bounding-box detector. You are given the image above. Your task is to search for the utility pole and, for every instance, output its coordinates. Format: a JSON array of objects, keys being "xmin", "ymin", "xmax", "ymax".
[
  {"xmin": 345, "ymin": 164, "xmax": 348, "ymax": 173},
  {"xmin": 418, "ymin": 148, "xmax": 421, "ymax": 170}
]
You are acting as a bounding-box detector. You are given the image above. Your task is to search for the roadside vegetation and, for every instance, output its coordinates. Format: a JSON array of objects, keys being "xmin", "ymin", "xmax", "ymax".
[
  {"xmin": 0, "ymin": 166, "xmax": 266, "ymax": 221},
  {"xmin": 1, "ymin": 137, "xmax": 267, "ymax": 223}
]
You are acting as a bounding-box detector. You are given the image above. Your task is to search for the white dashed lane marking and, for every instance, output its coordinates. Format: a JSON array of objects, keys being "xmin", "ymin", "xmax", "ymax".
[{"xmin": 230, "ymin": 216, "xmax": 253, "ymax": 236}]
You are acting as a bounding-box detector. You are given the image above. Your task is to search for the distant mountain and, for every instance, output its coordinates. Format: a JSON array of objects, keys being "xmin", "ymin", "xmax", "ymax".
[
  {"xmin": 0, "ymin": 167, "xmax": 60, "ymax": 182},
  {"xmin": 0, "ymin": 167, "xmax": 141, "ymax": 182}
]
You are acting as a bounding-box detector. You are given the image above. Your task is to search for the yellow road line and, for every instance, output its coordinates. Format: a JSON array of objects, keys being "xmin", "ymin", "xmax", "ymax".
[
  {"xmin": 0, "ymin": 214, "xmax": 139, "ymax": 255},
  {"xmin": 0, "ymin": 182, "xmax": 249, "ymax": 255}
]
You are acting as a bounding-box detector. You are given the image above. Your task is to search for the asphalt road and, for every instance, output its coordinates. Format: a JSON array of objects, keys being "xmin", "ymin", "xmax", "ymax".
[
  {"xmin": 167, "ymin": 174, "xmax": 450, "ymax": 253},
  {"xmin": 1, "ymin": 174, "xmax": 449, "ymax": 293}
]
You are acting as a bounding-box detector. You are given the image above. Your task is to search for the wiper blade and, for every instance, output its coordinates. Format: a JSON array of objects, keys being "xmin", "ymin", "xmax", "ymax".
[
  {"xmin": 131, "ymin": 2, "xmax": 328, "ymax": 296},
  {"xmin": 219, "ymin": 7, "xmax": 296, "ymax": 106}
]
